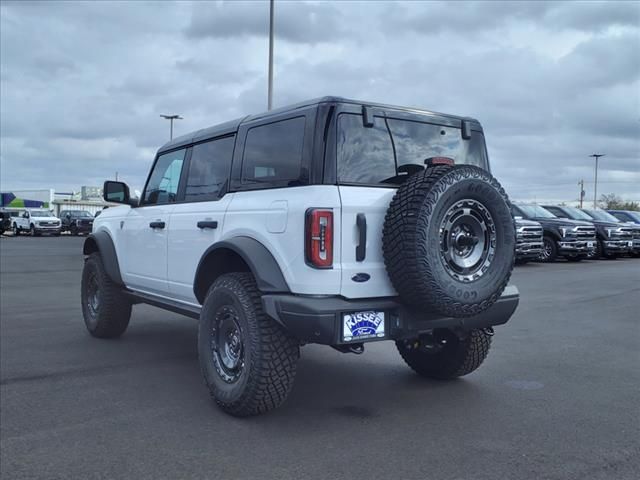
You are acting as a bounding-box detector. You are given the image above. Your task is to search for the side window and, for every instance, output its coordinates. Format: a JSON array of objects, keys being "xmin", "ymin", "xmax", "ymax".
[
  {"xmin": 242, "ymin": 117, "xmax": 306, "ymax": 185},
  {"xmin": 142, "ymin": 148, "xmax": 186, "ymax": 205},
  {"xmin": 184, "ymin": 136, "xmax": 235, "ymax": 202}
]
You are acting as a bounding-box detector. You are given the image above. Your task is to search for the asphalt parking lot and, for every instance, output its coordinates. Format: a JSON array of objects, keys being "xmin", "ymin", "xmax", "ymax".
[{"xmin": 1, "ymin": 236, "xmax": 639, "ymax": 480}]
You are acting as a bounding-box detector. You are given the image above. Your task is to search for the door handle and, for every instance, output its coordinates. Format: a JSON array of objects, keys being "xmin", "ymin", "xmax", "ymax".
[
  {"xmin": 356, "ymin": 213, "xmax": 367, "ymax": 261},
  {"xmin": 149, "ymin": 221, "xmax": 165, "ymax": 229},
  {"xmin": 197, "ymin": 220, "xmax": 218, "ymax": 229}
]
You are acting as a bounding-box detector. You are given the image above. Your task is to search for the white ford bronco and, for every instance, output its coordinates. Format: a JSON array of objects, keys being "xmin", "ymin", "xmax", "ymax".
[{"xmin": 81, "ymin": 97, "xmax": 519, "ymax": 416}]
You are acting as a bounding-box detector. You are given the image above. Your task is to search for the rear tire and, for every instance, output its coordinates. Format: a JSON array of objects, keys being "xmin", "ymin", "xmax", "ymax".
[
  {"xmin": 198, "ymin": 272, "xmax": 299, "ymax": 417},
  {"xmin": 539, "ymin": 236, "xmax": 558, "ymax": 263},
  {"xmin": 81, "ymin": 252, "xmax": 131, "ymax": 338},
  {"xmin": 396, "ymin": 329, "xmax": 492, "ymax": 379}
]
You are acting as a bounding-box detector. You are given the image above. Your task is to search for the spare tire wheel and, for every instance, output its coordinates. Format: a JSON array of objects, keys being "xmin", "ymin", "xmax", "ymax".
[{"xmin": 382, "ymin": 164, "xmax": 515, "ymax": 318}]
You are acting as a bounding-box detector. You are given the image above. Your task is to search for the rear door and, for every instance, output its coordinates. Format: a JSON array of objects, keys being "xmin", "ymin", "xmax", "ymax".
[
  {"xmin": 167, "ymin": 135, "xmax": 236, "ymax": 304},
  {"xmin": 335, "ymin": 106, "xmax": 489, "ymax": 299}
]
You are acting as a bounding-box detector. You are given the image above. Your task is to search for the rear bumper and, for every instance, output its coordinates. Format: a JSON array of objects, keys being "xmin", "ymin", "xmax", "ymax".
[{"xmin": 262, "ymin": 285, "xmax": 519, "ymax": 346}]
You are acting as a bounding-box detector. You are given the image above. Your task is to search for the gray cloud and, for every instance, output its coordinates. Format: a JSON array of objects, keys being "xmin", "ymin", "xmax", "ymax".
[
  {"xmin": 186, "ymin": 0, "xmax": 346, "ymax": 44},
  {"xmin": 1, "ymin": 0, "xmax": 638, "ymax": 204}
]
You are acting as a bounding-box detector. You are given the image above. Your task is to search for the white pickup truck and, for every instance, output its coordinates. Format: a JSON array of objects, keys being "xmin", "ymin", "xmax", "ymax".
[{"xmin": 12, "ymin": 209, "xmax": 61, "ymax": 236}]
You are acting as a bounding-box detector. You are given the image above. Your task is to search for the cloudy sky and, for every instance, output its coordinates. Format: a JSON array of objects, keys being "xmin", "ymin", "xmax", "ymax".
[{"xmin": 1, "ymin": 0, "xmax": 639, "ymax": 203}]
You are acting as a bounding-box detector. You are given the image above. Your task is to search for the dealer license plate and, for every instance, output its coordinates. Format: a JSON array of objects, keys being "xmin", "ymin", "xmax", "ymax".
[
  {"xmin": 343, "ymin": 311, "xmax": 385, "ymax": 342},
  {"xmin": 628, "ymin": 241, "xmax": 633, "ymax": 247},
  {"xmin": 587, "ymin": 241, "xmax": 595, "ymax": 248}
]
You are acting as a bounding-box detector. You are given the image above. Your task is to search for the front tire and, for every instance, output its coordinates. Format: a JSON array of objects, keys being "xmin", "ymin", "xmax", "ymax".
[
  {"xmin": 198, "ymin": 273, "xmax": 299, "ymax": 417},
  {"xmin": 539, "ymin": 236, "xmax": 558, "ymax": 263},
  {"xmin": 81, "ymin": 252, "xmax": 131, "ymax": 338},
  {"xmin": 396, "ymin": 329, "xmax": 492, "ymax": 379},
  {"xmin": 12, "ymin": 223, "xmax": 19, "ymax": 236}
]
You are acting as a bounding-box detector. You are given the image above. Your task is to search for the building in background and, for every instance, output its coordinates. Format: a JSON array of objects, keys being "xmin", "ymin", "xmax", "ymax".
[{"xmin": 1, "ymin": 187, "xmax": 113, "ymax": 216}]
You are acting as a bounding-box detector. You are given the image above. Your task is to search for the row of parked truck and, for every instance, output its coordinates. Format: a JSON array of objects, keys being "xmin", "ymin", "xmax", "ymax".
[
  {"xmin": 0, "ymin": 208, "xmax": 97, "ymax": 236},
  {"xmin": 514, "ymin": 206, "xmax": 640, "ymax": 262},
  {"xmin": 3, "ymin": 204, "xmax": 638, "ymax": 263}
]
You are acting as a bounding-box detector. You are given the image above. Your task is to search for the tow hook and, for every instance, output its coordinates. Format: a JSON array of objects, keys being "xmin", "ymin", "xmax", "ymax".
[
  {"xmin": 482, "ymin": 327, "xmax": 495, "ymax": 336},
  {"xmin": 332, "ymin": 343, "xmax": 365, "ymax": 355}
]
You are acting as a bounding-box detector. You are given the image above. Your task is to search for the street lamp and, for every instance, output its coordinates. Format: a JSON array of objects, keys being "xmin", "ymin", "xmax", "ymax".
[
  {"xmin": 267, "ymin": 0, "xmax": 274, "ymax": 110},
  {"xmin": 589, "ymin": 153, "xmax": 605, "ymax": 208},
  {"xmin": 160, "ymin": 114, "xmax": 183, "ymax": 140}
]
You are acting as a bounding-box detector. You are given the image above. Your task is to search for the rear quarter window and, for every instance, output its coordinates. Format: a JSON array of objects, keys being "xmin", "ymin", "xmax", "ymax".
[{"xmin": 241, "ymin": 116, "xmax": 306, "ymax": 186}]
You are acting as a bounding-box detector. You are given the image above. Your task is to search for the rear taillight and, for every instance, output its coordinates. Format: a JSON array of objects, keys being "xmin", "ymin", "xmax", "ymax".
[{"xmin": 305, "ymin": 209, "xmax": 333, "ymax": 268}]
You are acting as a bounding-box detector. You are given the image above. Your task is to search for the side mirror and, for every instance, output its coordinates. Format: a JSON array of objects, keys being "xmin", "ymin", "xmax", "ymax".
[
  {"xmin": 104, "ymin": 181, "xmax": 132, "ymax": 205},
  {"xmin": 24, "ymin": 212, "xmax": 29, "ymax": 218}
]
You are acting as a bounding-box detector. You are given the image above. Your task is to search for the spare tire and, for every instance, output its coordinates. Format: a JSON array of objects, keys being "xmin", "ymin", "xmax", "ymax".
[{"xmin": 382, "ymin": 164, "xmax": 515, "ymax": 318}]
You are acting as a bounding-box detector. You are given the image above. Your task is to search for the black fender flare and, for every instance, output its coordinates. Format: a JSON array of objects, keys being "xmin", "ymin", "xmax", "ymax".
[
  {"xmin": 194, "ymin": 236, "xmax": 290, "ymax": 298},
  {"xmin": 83, "ymin": 231, "xmax": 124, "ymax": 285}
]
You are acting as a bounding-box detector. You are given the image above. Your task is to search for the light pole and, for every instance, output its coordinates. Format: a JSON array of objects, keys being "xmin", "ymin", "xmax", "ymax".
[
  {"xmin": 160, "ymin": 114, "xmax": 183, "ymax": 140},
  {"xmin": 267, "ymin": 0, "xmax": 274, "ymax": 110},
  {"xmin": 589, "ymin": 154, "xmax": 605, "ymax": 208}
]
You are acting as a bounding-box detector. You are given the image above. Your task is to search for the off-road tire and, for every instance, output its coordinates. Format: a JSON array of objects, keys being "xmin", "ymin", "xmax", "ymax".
[
  {"xmin": 198, "ymin": 272, "xmax": 299, "ymax": 417},
  {"xmin": 382, "ymin": 164, "xmax": 515, "ymax": 318},
  {"xmin": 539, "ymin": 236, "xmax": 558, "ymax": 263},
  {"xmin": 396, "ymin": 329, "xmax": 492, "ymax": 379},
  {"xmin": 81, "ymin": 252, "xmax": 131, "ymax": 338}
]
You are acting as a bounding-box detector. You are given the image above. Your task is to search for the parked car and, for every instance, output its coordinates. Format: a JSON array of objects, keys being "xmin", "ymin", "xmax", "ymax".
[
  {"xmin": 11, "ymin": 209, "xmax": 61, "ymax": 236},
  {"xmin": 514, "ymin": 218, "xmax": 543, "ymax": 264},
  {"xmin": 81, "ymin": 96, "xmax": 520, "ymax": 417},
  {"xmin": 580, "ymin": 208, "xmax": 638, "ymax": 258},
  {"xmin": 511, "ymin": 204, "xmax": 595, "ymax": 262},
  {"xmin": 578, "ymin": 208, "xmax": 635, "ymax": 259},
  {"xmin": 59, "ymin": 210, "xmax": 94, "ymax": 235}
]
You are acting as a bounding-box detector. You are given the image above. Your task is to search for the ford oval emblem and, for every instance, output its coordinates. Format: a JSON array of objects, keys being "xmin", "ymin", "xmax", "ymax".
[{"xmin": 351, "ymin": 273, "xmax": 370, "ymax": 283}]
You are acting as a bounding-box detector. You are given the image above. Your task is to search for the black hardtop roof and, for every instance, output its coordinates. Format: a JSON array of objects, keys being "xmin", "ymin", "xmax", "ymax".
[{"xmin": 158, "ymin": 96, "xmax": 481, "ymax": 153}]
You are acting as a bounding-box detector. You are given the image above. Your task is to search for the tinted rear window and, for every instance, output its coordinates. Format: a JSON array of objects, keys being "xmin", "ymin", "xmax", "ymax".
[
  {"xmin": 242, "ymin": 117, "xmax": 306, "ymax": 186},
  {"xmin": 337, "ymin": 113, "xmax": 488, "ymax": 185}
]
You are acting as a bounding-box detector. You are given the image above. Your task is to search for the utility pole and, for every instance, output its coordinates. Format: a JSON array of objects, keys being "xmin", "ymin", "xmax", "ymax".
[
  {"xmin": 160, "ymin": 114, "xmax": 183, "ymax": 140},
  {"xmin": 578, "ymin": 179, "xmax": 585, "ymax": 208},
  {"xmin": 589, "ymin": 154, "xmax": 605, "ymax": 208},
  {"xmin": 115, "ymin": 172, "xmax": 118, "ymax": 181},
  {"xmin": 268, "ymin": 0, "xmax": 274, "ymax": 110}
]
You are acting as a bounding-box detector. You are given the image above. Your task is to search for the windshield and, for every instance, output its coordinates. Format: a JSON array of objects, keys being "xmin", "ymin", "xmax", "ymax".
[
  {"xmin": 583, "ymin": 209, "xmax": 620, "ymax": 222},
  {"xmin": 518, "ymin": 205, "xmax": 557, "ymax": 218},
  {"xmin": 561, "ymin": 207, "xmax": 593, "ymax": 221},
  {"xmin": 624, "ymin": 211, "xmax": 640, "ymax": 222},
  {"xmin": 337, "ymin": 113, "xmax": 488, "ymax": 185},
  {"xmin": 30, "ymin": 211, "xmax": 54, "ymax": 217},
  {"xmin": 70, "ymin": 210, "xmax": 93, "ymax": 217}
]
